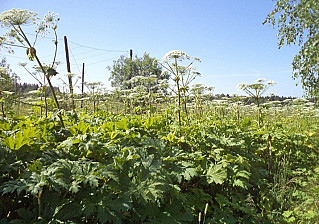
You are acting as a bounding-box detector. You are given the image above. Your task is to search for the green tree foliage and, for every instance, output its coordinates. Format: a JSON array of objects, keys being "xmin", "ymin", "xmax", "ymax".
[
  {"xmin": 264, "ymin": 0, "xmax": 319, "ymax": 96},
  {"xmin": 0, "ymin": 58, "xmax": 17, "ymax": 92},
  {"xmin": 108, "ymin": 53, "xmax": 168, "ymax": 91},
  {"xmin": 0, "ymin": 58, "xmax": 18, "ymax": 117}
]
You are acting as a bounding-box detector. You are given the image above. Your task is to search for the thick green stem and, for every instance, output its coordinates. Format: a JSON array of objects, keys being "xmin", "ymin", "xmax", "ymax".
[
  {"xmin": 256, "ymin": 96, "xmax": 261, "ymax": 127},
  {"xmin": 43, "ymin": 75, "xmax": 47, "ymax": 118},
  {"xmin": 34, "ymin": 54, "xmax": 64, "ymax": 127},
  {"xmin": 237, "ymin": 104, "xmax": 240, "ymax": 126},
  {"xmin": 37, "ymin": 190, "xmax": 42, "ymax": 218},
  {"xmin": 183, "ymin": 94, "xmax": 189, "ymax": 122},
  {"xmin": 174, "ymin": 58, "xmax": 181, "ymax": 126},
  {"xmin": 18, "ymin": 26, "xmax": 64, "ymax": 127},
  {"xmin": 148, "ymin": 89, "xmax": 152, "ymax": 116},
  {"xmin": 0, "ymin": 91, "xmax": 5, "ymax": 117}
]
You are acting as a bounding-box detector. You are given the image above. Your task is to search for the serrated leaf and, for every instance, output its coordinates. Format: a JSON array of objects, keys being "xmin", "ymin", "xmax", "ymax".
[
  {"xmin": 183, "ymin": 167, "xmax": 197, "ymax": 181},
  {"xmin": 2, "ymin": 180, "xmax": 27, "ymax": 196},
  {"xmin": 235, "ymin": 170, "xmax": 251, "ymax": 179},
  {"xmin": 233, "ymin": 179, "xmax": 247, "ymax": 189},
  {"xmin": 69, "ymin": 181, "xmax": 80, "ymax": 194},
  {"xmin": 206, "ymin": 163, "xmax": 227, "ymax": 185}
]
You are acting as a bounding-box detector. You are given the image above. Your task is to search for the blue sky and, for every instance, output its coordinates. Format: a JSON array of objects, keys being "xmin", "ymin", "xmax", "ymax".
[{"xmin": 1, "ymin": 0, "xmax": 304, "ymax": 97}]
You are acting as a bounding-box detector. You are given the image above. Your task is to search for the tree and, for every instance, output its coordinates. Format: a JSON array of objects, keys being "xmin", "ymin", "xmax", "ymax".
[
  {"xmin": 264, "ymin": 0, "xmax": 319, "ymax": 96},
  {"xmin": 107, "ymin": 53, "xmax": 168, "ymax": 91},
  {"xmin": 0, "ymin": 58, "xmax": 17, "ymax": 91},
  {"xmin": 0, "ymin": 58, "xmax": 18, "ymax": 117}
]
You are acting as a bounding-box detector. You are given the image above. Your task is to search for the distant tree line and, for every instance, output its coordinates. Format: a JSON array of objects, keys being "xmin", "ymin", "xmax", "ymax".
[
  {"xmin": 16, "ymin": 83, "xmax": 60, "ymax": 96},
  {"xmin": 16, "ymin": 83, "xmax": 39, "ymax": 94},
  {"xmin": 213, "ymin": 94, "xmax": 317, "ymax": 104}
]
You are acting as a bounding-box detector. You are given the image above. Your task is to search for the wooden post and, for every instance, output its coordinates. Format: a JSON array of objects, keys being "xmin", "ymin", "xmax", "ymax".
[
  {"xmin": 64, "ymin": 36, "xmax": 71, "ymax": 74},
  {"xmin": 81, "ymin": 63, "xmax": 85, "ymax": 108},
  {"xmin": 64, "ymin": 36, "xmax": 75, "ymax": 110},
  {"xmin": 128, "ymin": 49, "xmax": 133, "ymax": 90}
]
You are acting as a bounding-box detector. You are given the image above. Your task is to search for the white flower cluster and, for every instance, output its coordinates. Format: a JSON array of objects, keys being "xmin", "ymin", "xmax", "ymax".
[
  {"xmin": 162, "ymin": 50, "xmax": 190, "ymax": 63},
  {"xmin": 1, "ymin": 91, "xmax": 14, "ymax": 95},
  {"xmin": 266, "ymin": 80, "xmax": 276, "ymax": 85},
  {"xmin": 192, "ymin": 83, "xmax": 204, "ymax": 88},
  {"xmin": 0, "ymin": 67, "xmax": 7, "ymax": 74},
  {"xmin": 36, "ymin": 11, "xmax": 60, "ymax": 36},
  {"xmin": 0, "ymin": 9, "xmax": 38, "ymax": 26},
  {"xmin": 64, "ymin": 73, "xmax": 76, "ymax": 78},
  {"xmin": 238, "ymin": 78, "xmax": 275, "ymax": 91},
  {"xmin": 255, "ymin": 78, "xmax": 265, "ymax": 83},
  {"xmin": 237, "ymin": 83, "xmax": 247, "ymax": 90},
  {"xmin": 237, "ymin": 78, "xmax": 276, "ymax": 98}
]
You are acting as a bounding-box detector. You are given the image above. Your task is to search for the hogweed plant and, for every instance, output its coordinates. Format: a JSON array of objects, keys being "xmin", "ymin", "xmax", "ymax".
[
  {"xmin": 190, "ymin": 83, "xmax": 214, "ymax": 117},
  {"xmin": 238, "ymin": 78, "xmax": 275, "ymax": 126},
  {"xmin": 84, "ymin": 82, "xmax": 104, "ymax": 113},
  {"xmin": 19, "ymin": 62, "xmax": 56, "ymax": 117},
  {"xmin": 125, "ymin": 75, "xmax": 157, "ymax": 115},
  {"xmin": 229, "ymin": 94, "xmax": 246, "ymax": 126},
  {"xmin": 0, "ymin": 9, "xmax": 65, "ymax": 127},
  {"xmin": 65, "ymin": 72, "xmax": 78, "ymax": 111},
  {"xmin": 161, "ymin": 50, "xmax": 201, "ymax": 125},
  {"xmin": 58, "ymin": 72, "xmax": 80, "ymax": 111},
  {"xmin": 120, "ymin": 89, "xmax": 133, "ymax": 114}
]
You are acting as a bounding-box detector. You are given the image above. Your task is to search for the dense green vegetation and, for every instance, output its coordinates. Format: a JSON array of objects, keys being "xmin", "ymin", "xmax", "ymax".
[
  {"xmin": 1, "ymin": 5, "xmax": 319, "ymax": 224},
  {"xmin": 0, "ymin": 99, "xmax": 319, "ymax": 223}
]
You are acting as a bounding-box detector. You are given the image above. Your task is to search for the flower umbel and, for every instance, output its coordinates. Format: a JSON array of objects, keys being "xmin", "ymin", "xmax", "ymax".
[
  {"xmin": 0, "ymin": 9, "xmax": 38, "ymax": 26},
  {"xmin": 255, "ymin": 78, "xmax": 266, "ymax": 83},
  {"xmin": 162, "ymin": 50, "xmax": 190, "ymax": 63},
  {"xmin": 266, "ymin": 80, "xmax": 276, "ymax": 85},
  {"xmin": 237, "ymin": 83, "xmax": 247, "ymax": 90},
  {"xmin": 237, "ymin": 78, "xmax": 276, "ymax": 126}
]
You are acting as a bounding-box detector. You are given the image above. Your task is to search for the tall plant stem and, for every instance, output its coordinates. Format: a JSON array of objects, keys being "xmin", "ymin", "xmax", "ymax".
[
  {"xmin": 174, "ymin": 58, "xmax": 181, "ymax": 126},
  {"xmin": 183, "ymin": 94, "xmax": 189, "ymax": 122},
  {"xmin": 43, "ymin": 76, "xmax": 48, "ymax": 118},
  {"xmin": 256, "ymin": 96, "xmax": 261, "ymax": 127},
  {"xmin": 237, "ymin": 104, "xmax": 240, "ymax": 127},
  {"xmin": 0, "ymin": 90, "xmax": 5, "ymax": 117},
  {"xmin": 18, "ymin": 26, "xmax": 65, "ymax": 127},
  {"xmin": 148, "ymin": 89, "xmax": 152, "ymax": 117}
]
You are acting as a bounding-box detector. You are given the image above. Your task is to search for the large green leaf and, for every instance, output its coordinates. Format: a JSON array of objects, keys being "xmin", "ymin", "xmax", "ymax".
[{"xmin": 206, "ymin": 163, "xmax": 227, "ymax": 185}]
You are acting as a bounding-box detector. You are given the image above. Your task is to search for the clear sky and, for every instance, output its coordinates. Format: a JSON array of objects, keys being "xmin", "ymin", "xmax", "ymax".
[{"xmin": 1, "ymin": 0, "xmax": 305, "ymax": 97}]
